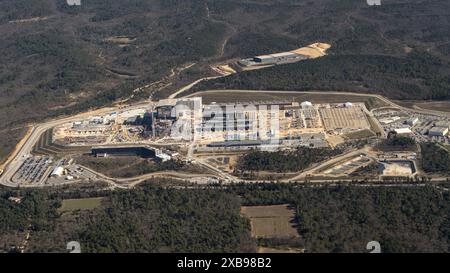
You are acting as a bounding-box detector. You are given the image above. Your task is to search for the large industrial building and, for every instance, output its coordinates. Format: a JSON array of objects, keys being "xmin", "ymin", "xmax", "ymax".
[
  {"xmin": 429, "ymin": 127, "xmax": 449, "ymax": 137},
  {"xmin": 236, "ymin": 43, "xmax": 330, "ymax": 70},
  {"xmin": 394, "ymin": 128, "xmax": 413, "ymax": 135},
  {"xmin": 406, "ymin": 117, "xmax": 419, "ymax": 126},
  {"xmin": 238, "ymin": 52, "xmax": 307, "ymax": 67}
]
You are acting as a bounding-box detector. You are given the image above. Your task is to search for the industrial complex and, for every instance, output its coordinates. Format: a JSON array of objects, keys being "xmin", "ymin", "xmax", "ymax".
[
  {"xmin": 50, "ymin": 97, "xmax": 376, "ymax": 151},
  {"xmin": 213, "ymin": 43, "xmax": 331, "ymax": 75},
  {"xmin": 0, "ymin": 89, "xmax": 449, "ymax": 188}
]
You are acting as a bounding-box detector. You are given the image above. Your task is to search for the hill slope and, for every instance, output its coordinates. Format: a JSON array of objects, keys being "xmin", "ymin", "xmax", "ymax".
[{"xmin": 0, "ymin": 0, "xmax": 449, "ymax": 162}]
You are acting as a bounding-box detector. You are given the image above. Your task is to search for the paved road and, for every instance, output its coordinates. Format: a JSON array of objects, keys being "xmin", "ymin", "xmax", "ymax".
[
  {"xmin": 168, "ymin": 76, "xmax": 223, "ymax": 99},
  {"xmin": 184, "ymin": 89, "xmax": 450, "ymax": 118},
  {"xmin": 2, "ymin": 86, "xmax": 450, "ymax": 188},
  {"xmin": 0, "ymin": 102, "xmax": 150, "ymax": 187},
  {"xmin": 285, "ymin": 147, "xmax": 371, "ymax": 182},
  {"xmin": 78, "ymin": 164, "xmax": 219, "ymax": 188}
]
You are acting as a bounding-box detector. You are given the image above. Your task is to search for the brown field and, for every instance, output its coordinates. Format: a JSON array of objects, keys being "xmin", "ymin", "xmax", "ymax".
[
  {"xmin": 241, "ymin": 204, "xmax": 299, "ymax": 238},
  {"xmin": 104, "ymin": 36, "xmax": 136, "ymax": 44},
  {"xmin": 342, "ymin": 129, "xmax": 376, "ymax": 140},
  {"xmin": 192, "ymin": 91, "xmax": 387, "ymax": 110},
  {"xmin": 258, "ymin": 247, "xmax": 305, "ymax": 253},
  {"xmin": 58, "ymin": 197, "xmax": 104, "ymax": 213},
  {"xmin": 395, "ymin": 100, "xmax": 450, "ymax": 113},
  {"xmin": 204, "ymin": 155, "xmax": 239, "ymax": 172},
  {"xmin": 290, "ymin": 42, "xmax": 331, "ymax": 58},
  {"xmin": 367, "ymin": 115, "xmax": 384, "ymax": 136},
  {"xmin": 319, "ymin": 107, "xmax": 370, "ymax": 131},
  {"xmin": 415, "ymin": 101, "xmax": 450, "ymax": 112},
  {"xmin": 327, "ymin": 135, "xmax": 345, "ymax": 147}
]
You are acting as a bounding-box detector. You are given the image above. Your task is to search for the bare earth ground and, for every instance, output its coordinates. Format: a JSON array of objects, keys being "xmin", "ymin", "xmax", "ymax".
[
  {"xmin": 395, "ymin": 100, "xmax": 450, "ymax": 113},
  {"xmin": 257, "ymin": 246, "xmax": 304, "ymax": 253},
  {"xmin": 290, "ymin": 42, "xmax": 331, "ymax": 58},
  {"xmin": 191, "ymin": 91, "xmax": 387, "ymax": 110},
  {"xmin": 241, "ymin": 204, "xmax": 299, "ymax": 238},
  {"xmin": 57, "ymin": 197, "xmax": 104, "ymax": 213}
]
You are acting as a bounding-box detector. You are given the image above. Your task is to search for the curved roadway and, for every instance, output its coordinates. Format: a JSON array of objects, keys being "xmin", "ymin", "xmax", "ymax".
[{"xmin": 2, "ymin": 83, "xmax": 450, "ymax": 188}]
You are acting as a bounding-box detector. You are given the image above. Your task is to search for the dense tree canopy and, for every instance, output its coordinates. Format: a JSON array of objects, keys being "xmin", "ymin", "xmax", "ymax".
[
  {"xmin": 194, "ymin": 52, "xmax": 450, "ymax": 100},
  {"xmin": 421, "ymin": 143, "xmax": 450, "ymax": 174},
  {"xmin": 236, "ymin": 147, "xmax": 343, "ymax": 173}
]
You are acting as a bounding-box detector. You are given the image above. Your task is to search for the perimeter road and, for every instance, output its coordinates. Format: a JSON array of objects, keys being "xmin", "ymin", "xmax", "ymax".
[{"xmin": 2, "ymin": 87, "xmax": 450, "ymax": 188}]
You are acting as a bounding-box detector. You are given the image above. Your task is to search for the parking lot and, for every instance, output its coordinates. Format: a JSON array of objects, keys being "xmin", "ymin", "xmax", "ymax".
[{"xmin": 12, "ymin": 156, "xmax": 54, "ymax": 184}]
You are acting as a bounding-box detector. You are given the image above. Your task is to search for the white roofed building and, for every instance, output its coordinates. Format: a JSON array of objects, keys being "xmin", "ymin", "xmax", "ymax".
[
  {"xmin": 394, "ymin": 128, "xmax": 412, "ymax": 135},
  {"xmin": 51, "ymin": 166, "xmax": 65, "ymax": 177},
  {"xmin": 301, "ymin": 101, "xmax": 313, "ymax": 108}
]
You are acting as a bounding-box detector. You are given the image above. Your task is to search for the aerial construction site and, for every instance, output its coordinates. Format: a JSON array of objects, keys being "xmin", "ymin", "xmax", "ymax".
[{"xmin": 1, "ymin": 87, "xmax": 449, "ymax": 189}]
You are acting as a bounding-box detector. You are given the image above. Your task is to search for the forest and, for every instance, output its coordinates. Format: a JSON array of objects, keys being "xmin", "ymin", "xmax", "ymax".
[
  {"xmin": 0, "ymin": 182, "xmax": 255, "ymax": 253},
  {"xmin": 421, "ymin": 143, "xmax": 450, "ymax": 174},
  {"xmin": 194, "ymin": 52, "xmax": 450, "ymax": 100},
  {"xmin": 229, "ymin": 183, "xmax": 450, "ymax": 253},
  {"xmin": 235, "ymin": 147, "xmax": 343, "ymax": 173},
  {"xmin": 2, "ymin": 182, "xmax": 450, "ymax": 252},
  {"xmin": 1, "ymin": 0, "xmax": 450, "ymax": 163},
  {"xmin": 376, "ymin": 134, "xmax": 417, "ymax": 151}
]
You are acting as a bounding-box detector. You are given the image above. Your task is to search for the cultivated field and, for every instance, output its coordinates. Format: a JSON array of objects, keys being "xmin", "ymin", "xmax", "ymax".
[
  {"xmin": 58, "ymin": 197, "xmax": 104, "ymax": 213},
  {"xmin": 241, "ymin": 204, "xmax": 299, "ymax": 238}
]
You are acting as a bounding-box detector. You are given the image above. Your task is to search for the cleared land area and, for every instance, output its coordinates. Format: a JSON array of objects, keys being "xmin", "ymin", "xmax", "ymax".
[
  {"xmin": 290, "ymin": 42, "xmax": 331, "ymax": 58},
  {"xmin": 241, "ymin": 204, "xmax": 299, "ymax": 238},
  {"xmin": 395, "ymin": 101, "xmax": 450, "ymax": 113},
  {"xmin": 75, "ymin": 155, "xmax": 202, "ymax": 179},
  {"xmin": 343, "ymin": 129, "xmax": 376, "ymax": 140},
  {"xmin": 58, "ymin": 197, "xmax": 104, "ymax": 213},
  {"xmin": 257, "ymin": 247, "xmax": 304, "ymax": 253},
  {"xmin": 415, "ymin": 101, "xmax": 450, "ymax": 113},
  {"xmin": 319, "ymin": 107, "xmax": 370, "ymax": 131},
  {"xmin": 190, "ymin": 91, "xmax": 387, "ymax": 110}
]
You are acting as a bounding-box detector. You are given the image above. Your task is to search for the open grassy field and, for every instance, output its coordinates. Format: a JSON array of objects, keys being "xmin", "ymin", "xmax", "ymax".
[
  {"xmin": 58, "ymin": 197, "xmax": 104, "ymax": 213},
  {"xmin": 75, "ymin": 155, "xmax": 205, "ymax": 178},
  {"xmin": 415, "ymin": 101, "xmax": 450, "ymax": 112},
  {"xmin": 395, "ymin": 100, "xmax": 450, "ymax": 113},
  {"xmin": 190, "ymin": 91, "xmax": 388, "ymax": 110},
  {"xmin": 241, "ymin": 204, "xmax": 299, "ymax": 238},
  {"xmin": 343, "ymin": 129, "xmax": 376, "ymax": 140}
]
